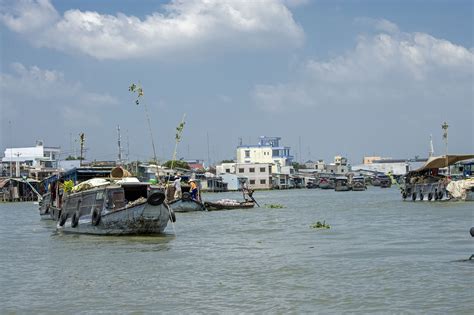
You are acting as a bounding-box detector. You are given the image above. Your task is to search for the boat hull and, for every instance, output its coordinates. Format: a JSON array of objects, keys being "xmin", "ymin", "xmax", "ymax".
[
  {"xmin": 57, "ymin": 202, "xmax": 171, "ymax": 235},
  {"xmin": 168, "ymin": 198, "xmax": 206, "ymax": 212},
  {"xmin": 39, "ymin": 206, "xmax": 61, "ymax": 221},
  {"xmin": 204, "ymin": 201, "xmax": 255, "ymax": 211}
]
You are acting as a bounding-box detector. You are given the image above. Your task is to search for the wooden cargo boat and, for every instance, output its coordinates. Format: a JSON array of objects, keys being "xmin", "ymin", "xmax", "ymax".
[
  {"xmin": 401, "ymin": 154, "xmax": 474, "ymax": 201},
  {"xmin": 334, "ymin": 176, "xmax": 350, "ymax": 191},
  {"xmin": 57, "ymin": 181, "xmax": 175, "ymax": 235},
  {"xmin": 351, "ymin": 176, "xmax": 367, "ymax": 191}
]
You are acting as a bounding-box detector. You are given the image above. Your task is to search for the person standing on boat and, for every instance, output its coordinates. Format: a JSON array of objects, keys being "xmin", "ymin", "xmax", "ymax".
[
  {"xmin": 189, "ymin": 179, "xmax": 198, "ymax": 201},
  {"xmin": 173, "ymin": 176, "xmax": 182, "ymax": 200}
]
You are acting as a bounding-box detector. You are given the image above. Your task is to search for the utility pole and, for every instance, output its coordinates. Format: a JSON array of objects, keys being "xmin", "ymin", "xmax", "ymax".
[
  {"xmin": 117, "ymin": 125, "xmax": 122, "ymax": 165},
  {"xmin": 442, "ymin": 122, "xmax": 449, "ymax": 175},
  {"xmin": 14, "ymin": 152, "xmax": 21, "ymax": 178},
  {"xmin": 69, "ymin": 132, "xmax": 73, "ymax": 158},
  {"xmin": 79, "ymin": 133, "xmax": 85, "ymax": 166},
  {"xmin": 207, "ymin": 132, "xmax": 211, "ymax": 168},
  {"xmin": 126, "ymin": 129, "xmax": 130, "ymax": 164},
  {"xmin": 299, "ymin": 136, "xmax": 302, "ymax": 163},
  {"xmin": 9, "ymin": 120, "xmax": 13, "ymax": 178},
  {"xmin": 429, "ymin": 134, "xmax": 434, "ymax": 157}
]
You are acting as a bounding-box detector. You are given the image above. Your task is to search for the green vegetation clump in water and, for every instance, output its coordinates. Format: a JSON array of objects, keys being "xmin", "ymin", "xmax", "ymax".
[
  {"xmin": 265, "ymin": 204, "xmax": 284, "ymax": 209},
  {"xmin": 311, "ymin": 221, "xmax": 330, "ymax": 229}
]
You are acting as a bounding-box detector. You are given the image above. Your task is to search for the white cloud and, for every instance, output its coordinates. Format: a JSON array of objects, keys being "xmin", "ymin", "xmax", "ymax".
[
  {"xmin": 254, "ymin": 27, "xmax": 473, "ymax": 112},
  {"xmin": 252, "ymin": 23, "xmax": 473, "ymax": 157},
  {"xmin": 1, "ymin": 62, "xmax": 118, "ymax": 127},
  {"xmin": 0, "ymin": 0, "xmax": 304, "ymax": 60}
]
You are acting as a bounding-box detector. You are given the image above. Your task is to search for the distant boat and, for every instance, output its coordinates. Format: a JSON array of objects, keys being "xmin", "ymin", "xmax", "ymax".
[
  {"xmin": 351, "ymin": 176, "xmax": 367, "ymax": 191},
  {"xmin": 318, "ymin": 175, "xmax": 335, "ymax": 189},
  {"xmin": 373, "ymin": 174, "xmax": 391, "ymax": 188},
  {"xmin": 334, "ymin": 176, "xmax": 350, "ymax": 191},
  {"xmin": 204, "ymin": 199, "xmax": 255, "ymax": 211}
]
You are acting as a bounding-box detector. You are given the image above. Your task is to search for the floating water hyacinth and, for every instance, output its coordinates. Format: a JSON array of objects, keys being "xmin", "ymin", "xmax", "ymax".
[
  {"xmin": 264, "ymin": 204, "xmax": 284, "ymax": 208},
  {"xmin": 311, "ymin": 221, "xmax": 330, "ymax": 229}
]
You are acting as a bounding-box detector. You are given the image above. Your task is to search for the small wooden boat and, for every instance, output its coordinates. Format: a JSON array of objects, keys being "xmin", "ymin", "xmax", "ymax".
[
  {"xmin": 351, "ymin": 176, "xmax": 367, "ymax": 191},
  {"xmin": 168, "ymin": 195, "xmax": 206, "ymax": 212},
  {"xmin": 334, "ymin": 176, "xmax": 350, "ymax": 191},
  {"xmin": 204, "ymin": 199, "xmax": 255, "ymax": 211}
]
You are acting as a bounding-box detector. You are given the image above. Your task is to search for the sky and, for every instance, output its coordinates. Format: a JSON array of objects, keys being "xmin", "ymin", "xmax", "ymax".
[{"xmin": 0, "ymin": 0, "xmax": 472, "ymax": 165}]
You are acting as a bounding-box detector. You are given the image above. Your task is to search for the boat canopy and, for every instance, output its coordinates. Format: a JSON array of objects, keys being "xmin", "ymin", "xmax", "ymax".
[{"xmin": 414, "ymin": 154, "xmax": 474, "ymax": 172}]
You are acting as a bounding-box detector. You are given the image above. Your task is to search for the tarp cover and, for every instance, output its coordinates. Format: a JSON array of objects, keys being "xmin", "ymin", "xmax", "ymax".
[
  {"xmin": 414, "ymin": 155, "xmax": 474, "ymax": 172},
  {"xmin": 446, "ymin": 178, "xmax": 474, "ymax": 200}
]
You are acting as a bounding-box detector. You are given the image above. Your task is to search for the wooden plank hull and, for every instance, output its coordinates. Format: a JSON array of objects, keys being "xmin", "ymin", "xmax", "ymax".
[
  {"xmin": 204, "ymin": 201, "xmax": 255, "ymax": 211},
  {"xmin": 168, "ymin": 199, "xmax": 206, "ymax": 212},
  {"xmin": 57, "ymin": 202, "xmax": 171, "ymax": 235}
]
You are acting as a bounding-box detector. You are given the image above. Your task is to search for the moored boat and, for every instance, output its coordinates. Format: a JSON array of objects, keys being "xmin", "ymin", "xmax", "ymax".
[
  {"xmin": 318, "ymin": 175, "xmax": 335, "ymax": 189},
  {"xmin": 351, "ymin": 176, "xmax": 367, "ymax": 191},
  {"xmin": 334, "ymin": 176, "xmax": 350, "ymax": 191},
  {"xmin": 373, "ymin": 174, "xmax": 391, "ymax": 188}
]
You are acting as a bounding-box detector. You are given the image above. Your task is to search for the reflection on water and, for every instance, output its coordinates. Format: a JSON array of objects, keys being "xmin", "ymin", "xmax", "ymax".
[{"xmin": 0, "ymin": 188, "xmax": 473, "ymax": 313}]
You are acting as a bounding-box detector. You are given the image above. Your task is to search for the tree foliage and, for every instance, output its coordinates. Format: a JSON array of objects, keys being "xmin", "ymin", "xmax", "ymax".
[
  {"xmin": 221, "ymin": 159, "xmax": 235, "ymax": 163},
  {"xmin": 163, "ymin": 160, "xmax": 190, "ymax": 169},
  {"xmin": 292, "ymin": 162, "xmax": 307, "ymax": 170}
]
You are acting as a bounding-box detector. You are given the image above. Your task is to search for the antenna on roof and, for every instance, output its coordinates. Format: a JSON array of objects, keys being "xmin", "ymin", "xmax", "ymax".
[
  {"xmin": 117, "ymin": 125, "xmax": 122, "ymax": 165},
  {"xmin": 429, "ymin": 134, "xmax": 434, "ymax": 157}
]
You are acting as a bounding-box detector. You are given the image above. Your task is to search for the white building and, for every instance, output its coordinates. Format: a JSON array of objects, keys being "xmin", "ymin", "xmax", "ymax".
[
  {"xmin": 235, "ymin": 163, "xmax": 272, "ymax": 190},
  {"xmin": 2, "ymin": 141, "xmax": 61, "ymax": 177},
  {"xmin": 236, "ymin": 136, "xmax": 293, "ymax": 168},
  {"xmin": 216, "ymin": 162, "xmax": 236, "ymax": 174},
  {"xmin": 352, "ymin": 159, "xmax": 427, "ymax": 176},
  {"xmin": 219, "ymin": 173, "xmax": 246, "ymax": 191}
]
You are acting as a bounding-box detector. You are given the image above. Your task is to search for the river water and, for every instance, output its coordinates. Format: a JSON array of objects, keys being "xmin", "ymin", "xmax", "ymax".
[{"xmin": 0, "ymin": 188, "xmax": 472, "ymax": 313}]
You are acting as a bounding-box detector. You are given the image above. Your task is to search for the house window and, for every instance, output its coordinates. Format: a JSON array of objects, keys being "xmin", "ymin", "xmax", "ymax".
[
  {"xmin": 225, "ymin": 169, "xmax": 230, "ymax": 173},
  {"xmin": 280, "ymin": 179, "xmax": 286, "ymax": 184},
  {"xmin": 250, "ymin": 168, "xmax": 255, "ymax": 173},
  {"xmin": 260, "ymin": 179, "xmax": 266, "ymax": 184},
  {"xmin": 260, "ymin": 167, "xmax": 265, "ymax": 173},
  {"xmin": 245, "ymin": 150, "xmax": 250, "ymax": 158},
  {"xmin": 249, "ymin": 179, "xmax": 255, "ymax": 185},
  {"xmin": 239, "ymin": 168, "xmax": 244, "ymax": 173}
]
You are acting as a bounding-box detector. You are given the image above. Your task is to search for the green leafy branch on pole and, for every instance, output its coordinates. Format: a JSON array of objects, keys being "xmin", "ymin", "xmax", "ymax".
[{"xmin": 129, "ymin": 82, "xmax": 158, "ymax": 164}]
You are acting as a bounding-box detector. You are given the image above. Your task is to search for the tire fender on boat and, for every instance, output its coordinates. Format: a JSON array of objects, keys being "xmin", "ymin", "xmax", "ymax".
[
  {"xmin": 182, "ymin": 192, "xmax": 191, "ymax": 201},
  {"xmin": 470, "ymin": 227, "xmax": 474, "ymax": 237},
  {"xmin": 71, "ymin": 211, "xmax": 80, "ymax": 228},
  {"xmin": 170, "ymin": 210, "xmax": 176, "ymax": 223},
  {"xmin": 147, "ymin": 192, "xmax": 165, "ymax": 206},
  {"xmin": 91, "ymin": 208, "xmax": 101, "ymax": 226},
  {"xmin": 59, "ymin": 212, "xmax": 68, "ymax": 226}
]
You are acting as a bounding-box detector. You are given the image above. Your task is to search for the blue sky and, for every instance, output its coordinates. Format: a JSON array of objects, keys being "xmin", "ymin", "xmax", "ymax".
[{"xmin": 1, "ymin": 0, "xmax": 472, "ymax": 165}]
